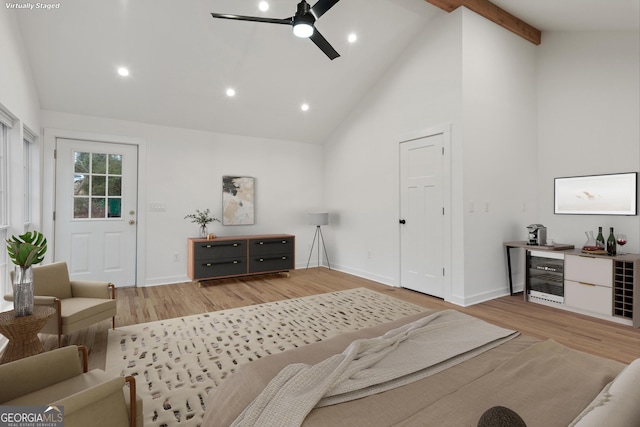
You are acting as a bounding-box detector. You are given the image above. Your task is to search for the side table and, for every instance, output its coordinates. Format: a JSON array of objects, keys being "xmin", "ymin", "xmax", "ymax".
[{"xmin": 0, "ymin": 306, "xmax": 56, "ymax": 364}]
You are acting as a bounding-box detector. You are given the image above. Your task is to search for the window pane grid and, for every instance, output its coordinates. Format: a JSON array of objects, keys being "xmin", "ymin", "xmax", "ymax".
[{"xmin": 73, "ymin": 151, "xmax": 123, "ymax": 219}]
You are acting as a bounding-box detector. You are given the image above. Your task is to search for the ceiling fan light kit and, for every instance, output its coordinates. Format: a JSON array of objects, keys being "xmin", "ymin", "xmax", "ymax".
[
  {"xmin": 210, "ymin": 0, "xmax": 340, "ymax": 60},
  {"xmin": 293, "ymin": 18, "xmax": 315, "ymax": 38}
]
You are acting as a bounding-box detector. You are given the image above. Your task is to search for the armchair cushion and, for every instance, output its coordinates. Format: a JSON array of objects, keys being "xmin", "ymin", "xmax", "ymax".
[
  {"xmin": 38, "ymin": 298, "xmax": 117, "ymax": 337},
  {"xmin": 0, "ymin": 345, "xmax": 83, "ymax": 402},
  {"xmin": 32, "ymin": 262, "xmax": 73, "ymax": 299}
]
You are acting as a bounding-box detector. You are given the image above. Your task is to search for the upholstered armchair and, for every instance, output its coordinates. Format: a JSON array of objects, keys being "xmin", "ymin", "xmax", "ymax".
[
  {"xmin": 5, "ymin": 261, "xmax": 117, "ymax": 347},
  {"xmin": 0, "ymin": 345, "xmax": 142, "ymax": 427}
]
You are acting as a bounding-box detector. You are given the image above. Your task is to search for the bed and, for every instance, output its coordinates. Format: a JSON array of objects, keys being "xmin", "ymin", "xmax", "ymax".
[{"xmin": 203, "ymin": 309, "xmax": 640, "ymax": 426}]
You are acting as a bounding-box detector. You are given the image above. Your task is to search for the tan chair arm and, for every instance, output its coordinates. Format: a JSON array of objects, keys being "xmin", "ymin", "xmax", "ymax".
[
  {"xmin": 0, "ymin": 346, "xmax": 84, "ymax": 403},
  {"xmin": 125, "ymin": 376, "xmax": 137, "ymax": 427},
  {"xmin": 52, "ymin": 376, "xmax": 130, "ymax": 426},
  {"xmin": 70, "ymin": 280, "xmax": 113, "ymax": 299},
  {"xmin": 78, "ymin": 345, "xmax": 89, "ymax": 373},
  {"xmin": 3, "ymin": 294, "xmax": 57, "ymax": 305}
]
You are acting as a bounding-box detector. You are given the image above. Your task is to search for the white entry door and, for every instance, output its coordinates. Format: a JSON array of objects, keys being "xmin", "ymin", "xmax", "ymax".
[
  {"xmin": 54, "ymin": 138, "xmax": 138, "ymax": 287},
  {"xmin": 399, "ymin": 132, "xmax": 447, "ymax": 298}
]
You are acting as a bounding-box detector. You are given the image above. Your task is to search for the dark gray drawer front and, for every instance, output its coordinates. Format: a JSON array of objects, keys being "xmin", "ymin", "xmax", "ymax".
[
  {"xmin": 249, "ymin": 254, "xmax": 294, "ymax": 273},
  {"xmin": 250, "ymin": 238, "xmax": 294, "ymax": 256},
  {"xmin": 194, "ymin": 258, "xmax": 246, "ymax": 279},
  {"xmin": 193, "ymin": 240, "xmax": 245, "ymax": 260}
]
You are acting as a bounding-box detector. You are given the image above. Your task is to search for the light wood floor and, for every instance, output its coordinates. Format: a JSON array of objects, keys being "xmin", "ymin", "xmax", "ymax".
[{"xmin": 41, "ymin": 268, "xmax": 640, "ymax": 370}]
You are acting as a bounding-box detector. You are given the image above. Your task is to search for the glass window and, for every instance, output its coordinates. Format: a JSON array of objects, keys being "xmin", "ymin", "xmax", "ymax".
[
  {"xmin": 0, "ymin": 124, "xmax": 8, "ymax": 300},
  {"xmin": 0, "ymin": 124, "xmax": 7, "ymax": 229},
  {"xmin": 23, "ymin": 137, "xmax": 31, "ymax": 226},
  {"xmin": 73, "ymin": 150, "xmax": 123, "ymax": 219}
]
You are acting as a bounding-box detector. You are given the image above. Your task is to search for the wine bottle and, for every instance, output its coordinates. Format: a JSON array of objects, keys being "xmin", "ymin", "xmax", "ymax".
[
  {"xmin": 596, "ymin": 227, "xmax": 605, "ymax": 249},
  {"xmin": 607, "ymin": 227, "xmax": 616, "ymax": 256}
]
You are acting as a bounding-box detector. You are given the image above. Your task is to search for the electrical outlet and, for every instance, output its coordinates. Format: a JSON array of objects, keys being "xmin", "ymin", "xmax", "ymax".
[
  {"xmin": 367, "ymin": 251, "xmax": 372, "ymax": 259},
  {"xmin": 172, "ymin": 252, "xmax": 180, "ymax": 262}
]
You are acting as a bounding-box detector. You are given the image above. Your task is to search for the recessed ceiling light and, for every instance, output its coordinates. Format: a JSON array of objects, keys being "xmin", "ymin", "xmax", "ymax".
[
  {"xmin": 348, "ymin": 33, "xmax": 357, "ymax": 43},
  {"xmin": 258, "ymin": 1, "xmax": 269, "ymax": 12},
  {"xmin": 117, "ymin": 67, "xmax": 129, "ymax": 77},
  {"xmin": 301, "ymin": 103, "xmax": 310, "ymax": 112},
  {"xmin": 226, "ymin": 88, "xmax": 236, "ymax": 97}
]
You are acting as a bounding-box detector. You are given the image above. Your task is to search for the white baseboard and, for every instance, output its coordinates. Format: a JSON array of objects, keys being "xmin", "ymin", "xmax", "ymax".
[{"xmin": 144, "ymin": 275, "xmax": 191, "ymax": 287}]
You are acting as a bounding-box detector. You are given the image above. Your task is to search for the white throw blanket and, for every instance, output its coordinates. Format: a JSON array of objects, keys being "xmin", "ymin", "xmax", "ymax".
[{"xmin": 231, "ymin": 309, "xmax": 519, "ymax": 427}]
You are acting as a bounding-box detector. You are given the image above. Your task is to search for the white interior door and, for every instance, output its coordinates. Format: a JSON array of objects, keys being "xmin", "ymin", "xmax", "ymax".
[
  {"xmin": 54, "ymin": 138, "xmax": 138, "ymax": 287},
  {"xmin": 400, "ymin": 133, "xmax": 446, "ymax": 298}
]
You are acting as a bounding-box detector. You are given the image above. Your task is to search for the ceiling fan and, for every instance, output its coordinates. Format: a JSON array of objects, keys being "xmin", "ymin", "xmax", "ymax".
[{"xmin": 210, "ymin": 0, "xmax": 341, "ymax": 60}]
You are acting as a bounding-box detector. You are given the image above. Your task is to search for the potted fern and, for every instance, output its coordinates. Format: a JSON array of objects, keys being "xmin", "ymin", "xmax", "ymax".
[{"xmin": 6, "ymin": 231, "xmax": 47, "ymax": 317}]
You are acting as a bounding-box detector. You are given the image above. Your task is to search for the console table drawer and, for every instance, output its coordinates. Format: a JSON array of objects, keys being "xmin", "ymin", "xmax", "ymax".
[
  {"xmin": 565, "ymin": 280, "xmax": 612, "ymax": 316},
  {"xmin": 565, "ymin": 255, "xmax": 612, "ymax": 287},
  {"xmin": 193, "ymin": 258, "xmax": 246, "ymax": 279},
  {"xmin": 249, "ymin": 254, "xmax": 294, "ymax": 273},
  {"xmin": 192, "ymin": 240, "xmax": 246, "ymax": 260},
  {"xmin": 250, "ymin": 237, "xmax": 294, "ymax": 256}
]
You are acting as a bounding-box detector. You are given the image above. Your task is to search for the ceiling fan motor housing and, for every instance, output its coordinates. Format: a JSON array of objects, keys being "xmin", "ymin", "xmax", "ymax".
[{"xmin": 293, "ymin": 0, "xmax": 316, "ymax": 37}]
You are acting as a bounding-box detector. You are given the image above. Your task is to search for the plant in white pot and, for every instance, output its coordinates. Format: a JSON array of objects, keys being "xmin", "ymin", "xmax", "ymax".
[{"xmin": 6, "ymin": 231, "xmax": 47, "ymax": 317}]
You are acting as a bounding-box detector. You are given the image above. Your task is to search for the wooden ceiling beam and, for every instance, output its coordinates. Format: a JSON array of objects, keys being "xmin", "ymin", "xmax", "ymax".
[{"xmin": 425, "ymin": 0, "xmax": 541, "ymax": 45}]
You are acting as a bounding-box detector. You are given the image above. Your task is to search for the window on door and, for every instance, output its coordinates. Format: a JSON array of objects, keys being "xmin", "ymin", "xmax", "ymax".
[{"xmin": 73, "ymin": 151, "xmax": 123, "ymax": 219}]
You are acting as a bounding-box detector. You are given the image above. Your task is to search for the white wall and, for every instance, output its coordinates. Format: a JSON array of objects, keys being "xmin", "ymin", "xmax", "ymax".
[
  {"xmin": 323, "ymin": 9, "xmax": 463, "ymax": 287},
  {"xmin": 40, "ymin": 111, "xmax": 324, "ymax": 286},
  {"xmin": 537, "ymin": 31, "xmax": 640, "ymax": 254},
  {"xmin": 459, "ymin": 10, "xmax": 538, "ymax": 303},
  {"xmin": 0, "ymin": 10, "xmax": 40, "ymax": 130},
  {"xmin": 323, "ymin": 8, "xmax": 538, "ymax": 305}
]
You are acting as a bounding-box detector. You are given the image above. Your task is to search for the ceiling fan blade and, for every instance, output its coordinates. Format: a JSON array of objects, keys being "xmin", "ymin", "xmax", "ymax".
[
  {"xmin": 309, "ymin": 29, "xmax": 340, "ymax": 60},
  {"xmin": 310, "ymin": 0, "xmax": 340, "ymax": 19},
  {"xmin": 210, "ymin": 13, "xmax": 291, "ymax": 25}
]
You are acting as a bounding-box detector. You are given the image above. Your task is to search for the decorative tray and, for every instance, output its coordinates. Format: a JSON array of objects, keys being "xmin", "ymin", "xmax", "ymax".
[{"xmin": 581, "ymin": 249, "xmax": 608, "ymax": 255}]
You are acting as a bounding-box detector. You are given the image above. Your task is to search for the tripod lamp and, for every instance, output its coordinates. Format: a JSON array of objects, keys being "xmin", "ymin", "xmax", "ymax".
[{"xmin": 306, "ymin": 212, "xmax": 330, "ymax": 269}]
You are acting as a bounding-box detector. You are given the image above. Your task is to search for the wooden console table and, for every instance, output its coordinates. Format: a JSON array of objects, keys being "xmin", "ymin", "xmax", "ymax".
[
  {"xmin": 503, "ymin": 241, "xmax": 574, "ymax": 295},
  {"xmin": 0, "ymin": 306, "xmax": 56, "ymax": 364}
]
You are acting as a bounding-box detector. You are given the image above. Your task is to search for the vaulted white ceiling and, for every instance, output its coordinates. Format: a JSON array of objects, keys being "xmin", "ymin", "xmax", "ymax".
[{"xmin": 11, "ymin": 0, "xmax": 639, "ymax": 144}]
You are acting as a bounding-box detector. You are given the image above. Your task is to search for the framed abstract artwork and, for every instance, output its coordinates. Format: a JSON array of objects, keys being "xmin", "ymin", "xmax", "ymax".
[{"xmin": 222, "ymin": 176, "xmax": 255, "ymax": 225}]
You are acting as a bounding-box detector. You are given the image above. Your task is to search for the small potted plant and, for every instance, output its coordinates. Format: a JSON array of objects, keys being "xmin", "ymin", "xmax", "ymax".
[
  {"xmin": 184, "ymin": 209, "xmax": 221, "ymax": 238},
  {"xmin": 6, "ymin": 230, "xmax": 47, "ymax": 317}
]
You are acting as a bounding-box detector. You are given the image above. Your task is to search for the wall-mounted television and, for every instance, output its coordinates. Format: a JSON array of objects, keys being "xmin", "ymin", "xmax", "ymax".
[{"xmin": 554, "ymin": 172, "xmax": 638, "ymax": 215}]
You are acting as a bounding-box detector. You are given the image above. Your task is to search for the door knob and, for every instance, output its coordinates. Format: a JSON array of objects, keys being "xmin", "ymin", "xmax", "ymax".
[
  {"xmin": 399, "ymin": 219, "xmax": 406, "ymax": 224},
  {"xmin": 129, "ymin": 220, "xmax": 136, "ymax": 225}
]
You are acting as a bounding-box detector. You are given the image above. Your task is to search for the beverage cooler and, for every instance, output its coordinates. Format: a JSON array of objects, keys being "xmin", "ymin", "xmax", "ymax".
[{"xmin": 526, "ymin": 250, "xmax": 565, "ymax": 304}]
